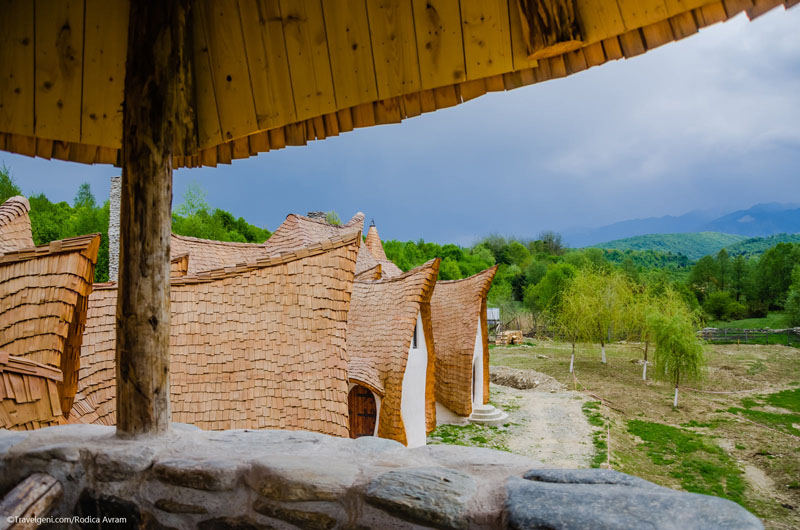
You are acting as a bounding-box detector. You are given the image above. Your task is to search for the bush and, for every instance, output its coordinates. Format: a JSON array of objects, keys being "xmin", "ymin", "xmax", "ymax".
[{"xmin": 703, "ymin": 291, "xmax": 746, "ymax": 321}]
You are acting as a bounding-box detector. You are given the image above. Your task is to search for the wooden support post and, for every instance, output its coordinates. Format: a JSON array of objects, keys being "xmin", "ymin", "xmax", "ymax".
[{"xmin": 116, "ymin": 0, "xmax": 195, "ymax": 437}]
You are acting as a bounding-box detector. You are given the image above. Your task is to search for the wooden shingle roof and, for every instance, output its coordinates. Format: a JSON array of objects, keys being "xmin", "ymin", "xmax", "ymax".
[
  {"xmin": 430, "ymin": 266, "xmax": 498, "ymax": 417},
  {"xmin": 364, "ymin": 224, "xmax": 403, "ymax": 278},
  {"xmin": 70, "ymin": 232, "xmax": 360, "ymax": 436},
  {"xmin": 170, "ymin": 233, "xmax": 267, "ymax": 275},
  {"xmin": 0, "ymin": 196, "xmax": 34, "ymax": 255},
  {"xmin": 346, "ymin": 258, "xmax": 439, "ymax": 445},
  {"xmin": 0, "ymin": 233, "xmax": 100, "ymax": 428},
  {"xmin": 0, "ymin": 1, "xmax": 793, "ymax": 167},
  {"xmin": 265, "ymin": 212, "xmax": 380, "ymax": 275}
]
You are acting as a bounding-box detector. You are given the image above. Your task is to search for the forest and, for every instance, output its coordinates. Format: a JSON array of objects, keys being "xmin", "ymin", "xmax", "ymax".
[
  {"xmin": 4, "ymin": 170, "xmax": 798, "ymax": 328},
  {"xmin": 383, "ymin": 233, "xmax": 800, "ymax": 328},
  {"xmin": 0, "ymin": 170, "xmax": 270, "ymax": 282}
]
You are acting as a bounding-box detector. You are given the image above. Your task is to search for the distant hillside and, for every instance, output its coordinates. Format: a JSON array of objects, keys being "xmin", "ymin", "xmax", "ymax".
[
  {"xmin": 725, "ymin": 233, "xmax": 800, "ymax": 257},
  {"xmin": 705, "ymin": 204, "xmax": 800, "ymax": 236},
  {"xmin": 594, "ymin": 232, "xmax": 747, "ymax": 260},
  {"xmin": 564, "ymin": 202, "xmax": 800, "ymax": 247}
]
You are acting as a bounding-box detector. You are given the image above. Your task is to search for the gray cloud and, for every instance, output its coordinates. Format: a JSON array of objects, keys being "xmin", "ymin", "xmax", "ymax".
[{"xmin": 4, "ymin": 8, "xmax": 799, "ymax": 246}]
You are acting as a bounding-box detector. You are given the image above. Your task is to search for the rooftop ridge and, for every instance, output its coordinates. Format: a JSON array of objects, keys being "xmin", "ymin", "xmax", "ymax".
[
  {"xmin": 171, "ymin": 232, "xmax": 269, "ymax": 248},
  {"xmin": 355, "ymin": 258, "xmax": 439, "ymax": 285},
  {"xmin": 95, "ymin": 231, "xmax": 362, "ymax": 289},
  {"xmin": 434, "ymin": 265, "xmax": 499, "ymax": 286},
  {"xmin": 285, "ymin": 211, "xmax": 365, "ymax": 230},
  {"xmin": 0, "ymin": 233, "xmax": 101, "ymax": 265}
]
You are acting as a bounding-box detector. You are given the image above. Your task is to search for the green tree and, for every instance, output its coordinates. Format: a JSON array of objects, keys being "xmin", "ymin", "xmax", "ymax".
[
  {"xmin": 555, "ymin": 276, "xmax": 590, "ymax": 373},
  {"xmin": 786, "ymin": 265, "xmax": 800, "ymax": 327},
  {"xmin": 730, "ymin": 255, "xmax": 747, "ymax": 301},
  {"xmin": 506, "ymin": 241, "xmax": 530, "ymax": 267},
  {"xmin": 0, "ymin": 163, "xmax": 22, "ymax": 202},
  {"xmin": 525, "ymin": 263, "xmax": 576, "ymax": 311},
  {"xmin": 538, "ymin": 230, "xmax": 564, "ymax": 255},
  {"xmin": 649, "ymin": 310, "xmax": 705, "ymax": 408},
  {"xmin": 524, "ymin": 260, "xmax": 548, "ymax": 286},
  {"xmin": 563, "ymin": 268, "xmax": 632, "ymax": 364},
  {"xmin": 688, "ymin": 255, "xmax": 718, "ymax": 303},
  {"xmin": 438, "ymin": 257, "xmax": 461, "ymax": 280},
  {"xmin": 703, "ymin": 291, "xmax": 745, "ymax": 321},
  {"xmin": 175, "ymin": 182, "xmax": 210, "ymax": 216},
  {"xmin": 716, "ymin": 248, "xmax": 730, "ymax": 292}
]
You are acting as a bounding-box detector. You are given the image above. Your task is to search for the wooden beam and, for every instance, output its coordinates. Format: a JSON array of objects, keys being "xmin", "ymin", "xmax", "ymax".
[
  {"xmin": 0, "ymin": 473, "xmax": 63, "ymax": 526},
  {"xmin": 515, "ymin": 0, "xmax": 583, "ymax": 59},
  {"xmin": 116, "ymin": 0, "xmax": 193, "ymax": 436}
]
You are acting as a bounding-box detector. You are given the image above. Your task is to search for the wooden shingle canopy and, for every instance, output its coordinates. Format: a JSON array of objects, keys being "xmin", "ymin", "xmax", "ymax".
[
  {"xmin": 0, "ymin": 0, "xmax": 795, "ymax": 167},
  {"xmin": 346, "ymin": 258, "xmax": 439, "ymax": 445},
  {"xmin": 70, "ymin": 233, "xmax": 359, "ymax": 435},
  {"xmin": 0, "ymin": 233, "xmax": 100, "ymax": 429},
  {"xmin": 431, "ymin": 266, "xmax": 498, "ymax": 417}
]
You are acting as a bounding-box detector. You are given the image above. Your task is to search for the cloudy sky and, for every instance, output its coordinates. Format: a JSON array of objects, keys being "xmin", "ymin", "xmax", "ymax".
[{"xmin": 4, "ymin": 7, "xmax": 799, "ymax": 246}]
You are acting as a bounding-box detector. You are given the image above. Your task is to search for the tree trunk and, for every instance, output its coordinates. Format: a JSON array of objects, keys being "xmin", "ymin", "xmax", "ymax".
[
  {"xmin": 642, "ymin": 342, "xmax": 648, "ymax": 381},
  {"xmin": 569, "ymin": 343, "xmax": 575, "ymax": 373},
  {"xmin": 116, "ymin": 0, "xmax": 194, "ymax": 437},
  {"xmin": 673, "ymin": 385, "xmax": 679, "ymax": 408},
  {"xmin": 601, "ymin": 341, "xmax": 606, "ymax": 364}
]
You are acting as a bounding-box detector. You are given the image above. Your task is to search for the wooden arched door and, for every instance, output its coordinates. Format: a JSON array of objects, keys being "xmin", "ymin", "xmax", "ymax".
[{"xmin": 348, "ymin": 385, "xmax": 377, "ymax": 438}]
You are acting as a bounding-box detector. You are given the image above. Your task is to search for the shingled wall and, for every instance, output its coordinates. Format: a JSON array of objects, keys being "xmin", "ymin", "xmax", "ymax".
[
  {"xmin": 0, "ymin": 234, "xmax": 100, "ymax": 429},
  {"xmin": 71, "ymin": 234, "xmax": 360, "ymax": 436},
  {"xmin": 346, "ymin": 259, "xmax": 440, "ymax": 445},
  {"xmin": 0, "ymin": 196, "xmax": 35, "ymax": 256},
  {"xmin": 431, "ymin": 266, "xmax": 498, "ymax": 417}
]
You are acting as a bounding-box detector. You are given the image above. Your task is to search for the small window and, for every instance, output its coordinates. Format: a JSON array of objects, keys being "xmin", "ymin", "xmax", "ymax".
[{"xmin": 412, "ymin": 322, "xmax": 418, "ymax": 349}]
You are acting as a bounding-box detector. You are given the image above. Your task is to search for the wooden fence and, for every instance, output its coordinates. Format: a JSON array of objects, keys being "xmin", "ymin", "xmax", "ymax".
[{"xmin": 699, "ymin": 328, "xmax": 800, "ymax": 348}]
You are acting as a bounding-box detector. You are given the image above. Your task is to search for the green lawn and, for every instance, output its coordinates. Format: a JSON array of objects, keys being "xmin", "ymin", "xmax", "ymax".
[
  {"xmin": 490, "ymin": 340, "xmax": 800, "ymax": 529},
  {"xmin": 708, "ymin": 312, "xmax": 790, "ymax": 329}
]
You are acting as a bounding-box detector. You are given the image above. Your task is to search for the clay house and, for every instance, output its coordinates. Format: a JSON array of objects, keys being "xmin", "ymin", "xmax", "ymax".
[
  {"xmin": 69, "ymin": 233, "xmax": 359, "ymax": 436},
  {"xmin": 431, "ymin": 266, "xmax": 503, "ymax": 424},
  {"xmin": 346, "ymin": 259, "xmax": 439, "ymax": 447},
  {"xmin": 0, "ymin": 195, "xmax": 100, "ymax": 430}
]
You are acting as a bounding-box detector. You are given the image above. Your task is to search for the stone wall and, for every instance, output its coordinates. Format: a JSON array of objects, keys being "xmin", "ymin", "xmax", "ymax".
[
  {"xmin": 108, "ymin": 176, "xmax": 121, "ymax": 283},
  {"xmin": 0, "ymin": 424, "xmax": 761, "ymax": 529}
]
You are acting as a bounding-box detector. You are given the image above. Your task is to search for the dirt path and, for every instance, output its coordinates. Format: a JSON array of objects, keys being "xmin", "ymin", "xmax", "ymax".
[{"xmin": 490, "ymin": 382, "xmax": 598, "ymax": 468}]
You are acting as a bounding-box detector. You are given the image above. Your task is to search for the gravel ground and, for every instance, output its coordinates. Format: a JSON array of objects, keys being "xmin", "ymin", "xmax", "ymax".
[{"xmin": 490, "ymin": 380, "xmax": 598, "ymax": 469}]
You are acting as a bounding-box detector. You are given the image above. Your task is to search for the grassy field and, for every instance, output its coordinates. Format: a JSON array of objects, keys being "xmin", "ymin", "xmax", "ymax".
[
  {"xmin": 708, "ymin": 312, "xmax": 790, "ymax": 329},
  {"xmin": 490, "ymin": 340, "xmax": 800, "ymax": 530}
]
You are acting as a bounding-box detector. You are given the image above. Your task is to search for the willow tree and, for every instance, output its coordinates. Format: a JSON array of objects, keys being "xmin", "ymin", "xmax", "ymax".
[
  {"xmin": 626, "ymin": 286, "xmax": 692, "ymax": 381},
  {"xmin": 648, "ymin": 311, "xmax": 706, "ymax": 408},
  {"xmin": 625, "ymin": 290, "xmax": 656, "ymax": 381},
  {"xmin": 561, "ymin": 268, "xmax": 631, "ymax": 364},
  {"xmin": 556, "ymin": 291, "xmax": 583, "ymax": 374}
]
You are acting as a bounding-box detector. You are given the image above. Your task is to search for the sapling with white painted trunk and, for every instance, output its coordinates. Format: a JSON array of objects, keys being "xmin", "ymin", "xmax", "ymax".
[{"xmin": 648, "ymin": 310, "xmax": 706, "ymax": 408}]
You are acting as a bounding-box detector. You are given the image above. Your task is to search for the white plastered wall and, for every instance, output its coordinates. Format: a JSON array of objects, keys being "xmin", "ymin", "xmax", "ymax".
[
  {"xmin": 472, "ymin": 321, "xmax": 484, "ymax": 408},
  {"xmin": 400, "ymin": 311, "xmax": 428, "ymax": 447}
]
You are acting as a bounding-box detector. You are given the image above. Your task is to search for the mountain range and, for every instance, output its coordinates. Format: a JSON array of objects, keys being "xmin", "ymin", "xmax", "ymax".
[{"xmin": 564, "ymin": 203, "xmax": 800, "ymax": 248}]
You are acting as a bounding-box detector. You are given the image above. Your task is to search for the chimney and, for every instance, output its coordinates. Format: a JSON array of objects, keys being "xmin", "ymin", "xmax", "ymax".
[
  {"xmin": 307, "ymin": 211, "xmax": 327, "ymax": 221},
  {"xmin": 109, "ymin": 176, "xmax": 122, "ymax": 282}
]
